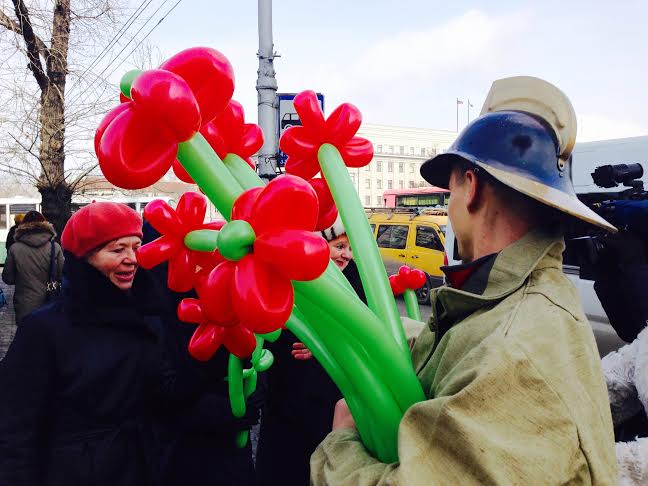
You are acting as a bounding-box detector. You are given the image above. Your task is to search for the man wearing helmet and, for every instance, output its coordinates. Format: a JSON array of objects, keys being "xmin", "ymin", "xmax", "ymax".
[{"xmin": 310, "ymin": 77, "xmax": 618, "ymax": 485}]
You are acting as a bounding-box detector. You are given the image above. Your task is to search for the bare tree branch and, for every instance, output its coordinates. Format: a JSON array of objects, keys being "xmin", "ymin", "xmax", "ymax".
[
  {"xmin": 10, "ymin": 0, "xmax": 49, "ymax": 90},
  {"xmin": 0, "ymin": 8, "xmax": 48, "ymax": 54}
]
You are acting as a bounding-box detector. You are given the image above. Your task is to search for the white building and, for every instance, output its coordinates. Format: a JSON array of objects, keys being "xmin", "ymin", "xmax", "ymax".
[{"xmin": 349, "ymin": 124, "xmax": 458, "ymax": 207}]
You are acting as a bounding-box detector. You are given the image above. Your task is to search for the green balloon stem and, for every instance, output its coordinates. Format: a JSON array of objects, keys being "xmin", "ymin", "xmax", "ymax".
[
  {"xmin": 228, "ymin": 355, "xmax": 246, "ymax": 418},
  {"xmin": 256, "ymin": 350, "xmax": 274, "ymax": 372},
  {"xmin": 184, "ymin": 229, "xmax": 220, "ymax": 252},
  {"xmin": 234, "ymin": 430, "xmax": 249, "ymax": 449},
  {"xmin": 177, "ymin": 134, "xmax": 244, "ymax": 220},
  {"xmin": 223, "ymin": 153, "xmax": 265, "ymax": 189},
  {"xmin": 317, "ymin": 144, "xmax": 409, "ymax": 359},
  {"xmin": 403, "ymin": 289, "xmax": 422, "ymax": 321},
  {"xmin": 260, "ymin": 329, "xmax": 282, "ymax": 343}
]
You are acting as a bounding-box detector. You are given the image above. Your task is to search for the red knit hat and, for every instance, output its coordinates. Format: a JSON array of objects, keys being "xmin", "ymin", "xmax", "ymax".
[{"xmin": 62, "ymin": 202, "xmax": 143, "ymax": 257}]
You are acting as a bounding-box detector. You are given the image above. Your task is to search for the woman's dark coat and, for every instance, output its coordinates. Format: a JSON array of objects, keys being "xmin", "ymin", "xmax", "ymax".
[
  {"xmin": 0, "ymin": 253, "xmax": 166, "ymax": 486},
  {"xmin": 256, "ymin": 260, "xmax": 366, "ymax": 486}
]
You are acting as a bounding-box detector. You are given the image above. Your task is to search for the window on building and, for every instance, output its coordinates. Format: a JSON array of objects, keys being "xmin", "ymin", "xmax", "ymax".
[
  {"xmin": 409, "ymin": 180, "xmax": 415, "ymax": 188},
  {"xmin": 365, "ymin": 195, "xmax": 371, "ymax": 206},
  {"xmin": 376, "ymin": 225, "xmax": 409, "ymax": 249},
  {"xmin": 377, "ymin": 179, "xmax": 382, "ymax": 189},
  {"xmin": 376, "ymin": 195, "xmax": 382, "ymax": 206},
  {"xmin": 388, "ymin": 161, "xmax": 393, "ymax": 172},
  {"xmin": 0, "ymin": 205, "xmax": 6, "ymax": 230},
  {"xmin": 398, "ymin": 162, "xmax": 404, "ymax": 173},
  {"xmin": 410, "ymin": 146, "xmax": 415, "ymax": 155},
  {"xmin": 410, "ymin": 164, "xmax": 415, "ymax": 174},
  {"xmin": 415, "ymin": 225, "xmax": 444, "ymax": 252},
  {"xmin": 387, "ymin": 180, "xmax": 393, "ymax": 189},
  {"xmin": 421, "ymin": 148, "xmax": 426, "ymax": 156},
  {"xmin": 399, "ymin": 180, "xmax": 404, "ymax": 189},
  {"xmin": 389, "ymin": 145, "xmax": 394, "ymax": 154},
  {"xmin": 376, "ymin": 160, "xmax": 382, "ymax": 172},
  {"xmin": 399, "ymin": 146, "xmax": 404, "ymax": 155},
  {"xmin": 365, "ymin": 164, "xmax": 371, "ymax": 172},
  {"xmin": 377, "ymin": 144, "xmax": 382, "ymax": 153},
  {"xmin": 365, "ymin": 178, "xmax": 371, "ymax": 189}
]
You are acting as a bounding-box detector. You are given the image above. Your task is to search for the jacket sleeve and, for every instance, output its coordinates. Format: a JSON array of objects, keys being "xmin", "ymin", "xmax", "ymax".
[
  {"xmin": 311, "ymin": 341, "xmax": 588, "ymax": 486},
  {"xmin": 0, "ymin": 314, "xmax": 55, "ymax": 485},
  {"xmin": 55, "ymin": 243, "xmax": 64, "ymax": 281},
  {"xmin": 602, "ymin": 338, "xmax": 642, "ymax": 426},
  {"xmin": 616, "ymin": 438, "xmax": 648, "ymax": 485},
  {"xmin": 2, "ymin": 248, "xmax": 16, "ymax": 285}
]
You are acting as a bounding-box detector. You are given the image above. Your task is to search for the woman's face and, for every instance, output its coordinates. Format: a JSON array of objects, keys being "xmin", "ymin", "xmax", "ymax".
[
  {"xmin": 87, "ymin": 236, "xmax": 141, "ymax": 290},
  {"xmin": 328, "ymin": 234, "xmax": 352, "ymax": 271}
]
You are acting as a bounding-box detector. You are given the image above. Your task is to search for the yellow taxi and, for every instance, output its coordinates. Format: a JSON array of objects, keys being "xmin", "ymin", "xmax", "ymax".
[{"xmin": 366, "ymin": 208, "xmax": 447, "ymax": 303}]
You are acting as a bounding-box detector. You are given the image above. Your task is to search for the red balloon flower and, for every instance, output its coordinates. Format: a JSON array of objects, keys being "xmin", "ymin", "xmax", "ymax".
[
  {"xmin": 137, "ymin": 192, "xmax": 225, "ymax": 292},
  {"xmin": 95, "ymin": 47, "xmax": 235, "ymax": 190},
  {"xmin": 279, "ymin": 90, "xmax": 374, "ymax": 180},
  {"xmin": 389, "ymin": 266, "xmax": 427, "ymax": 296},
  {"xmin": 177, "ymin": 278, "xmax": 257, "ymax": 360},
  {"xmin": 173, "ymin": 100, "xmax": 264, "ymax": 183}
]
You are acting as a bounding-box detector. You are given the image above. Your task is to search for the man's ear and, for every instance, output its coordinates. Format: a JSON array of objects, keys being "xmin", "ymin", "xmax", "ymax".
[{"xmin": 464, "ymin": 170, "xmax": 481, "ymax": 212}]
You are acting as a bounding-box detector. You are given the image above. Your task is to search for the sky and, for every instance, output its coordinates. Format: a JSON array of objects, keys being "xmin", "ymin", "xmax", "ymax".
[{"xmin": 132, "ymin": 0, "xmax": 648, "ymax": 142}]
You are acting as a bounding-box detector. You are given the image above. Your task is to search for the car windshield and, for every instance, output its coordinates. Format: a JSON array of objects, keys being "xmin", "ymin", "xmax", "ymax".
[{"xmin": 438, "ymin": 225, "xmax": 446, "ymax": 236}]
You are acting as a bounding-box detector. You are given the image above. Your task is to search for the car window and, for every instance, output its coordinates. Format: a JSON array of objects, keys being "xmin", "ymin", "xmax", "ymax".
[
  {"xmin": 376, "ymin": 224, "xmax": 409, "ymax": 249},
  {"xmin": 415, "ymin": 225, "xmax": 443, "ymax": 251}
]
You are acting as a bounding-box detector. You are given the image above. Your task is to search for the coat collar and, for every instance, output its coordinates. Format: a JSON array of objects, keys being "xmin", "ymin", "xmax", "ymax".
[
  {"xmin": 61, "ymin": 252, "xmax": 168, "ymax": 330},
  {"xmin": 431, "ymin": 228, "xmax": 565, "ymax": 329}
]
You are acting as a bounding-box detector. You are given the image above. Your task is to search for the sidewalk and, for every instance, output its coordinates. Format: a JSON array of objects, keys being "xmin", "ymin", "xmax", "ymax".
[{"xmin": 0, "ymin": 280, "xmax": 17, "ymax": 360}]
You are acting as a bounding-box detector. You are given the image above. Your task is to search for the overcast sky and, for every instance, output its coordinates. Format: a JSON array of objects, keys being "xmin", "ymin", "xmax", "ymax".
[{"xmin": 139, "ymin": 0, "xmax": 648, "ymax": 142}]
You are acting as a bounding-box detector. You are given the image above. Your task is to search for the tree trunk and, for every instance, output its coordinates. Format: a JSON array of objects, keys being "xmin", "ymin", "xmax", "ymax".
[{"xmin": 37, "ymin": 0, "xmax": 71, "ymax": 238}]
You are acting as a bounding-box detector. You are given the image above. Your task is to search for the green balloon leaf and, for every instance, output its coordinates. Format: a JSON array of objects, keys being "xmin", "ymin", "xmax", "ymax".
[{"xmin": 217, "ymin": 220, "xmax": 256, "ymax": 261}]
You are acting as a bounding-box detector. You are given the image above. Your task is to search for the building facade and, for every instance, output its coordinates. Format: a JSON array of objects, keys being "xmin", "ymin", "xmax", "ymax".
[{"xmin": 349, "ymin": 124, "xmax": 458, "ymax": 207}]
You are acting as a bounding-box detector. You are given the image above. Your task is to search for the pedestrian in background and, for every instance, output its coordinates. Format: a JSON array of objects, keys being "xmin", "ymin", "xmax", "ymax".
[
  {"xmin": 5, "ymin": 213, "xmax": 25, "ymax": 252},
  {"xmin": 2, "ymin": 210, "xmax": 63, "ymax": 324},
  {"xmin": 0, "ymin": 202, "xmax": 165, "ymax": 485}
]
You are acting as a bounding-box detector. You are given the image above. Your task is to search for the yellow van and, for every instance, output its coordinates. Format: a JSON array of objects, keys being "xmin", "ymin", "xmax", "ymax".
[{"xmin": 366, "ymin": 208, "xmax": 447, "ymax": 303}]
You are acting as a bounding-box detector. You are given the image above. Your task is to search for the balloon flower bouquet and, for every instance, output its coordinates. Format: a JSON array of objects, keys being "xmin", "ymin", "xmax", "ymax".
[{"xmin": 95, "ymin": 47, "xmax": 427, "ymax": 462}]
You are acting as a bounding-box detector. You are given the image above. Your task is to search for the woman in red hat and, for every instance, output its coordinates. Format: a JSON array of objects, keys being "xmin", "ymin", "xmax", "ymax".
[{"xmin": 0, "ymin": 202, "xmax": 169, "ymax": 486}]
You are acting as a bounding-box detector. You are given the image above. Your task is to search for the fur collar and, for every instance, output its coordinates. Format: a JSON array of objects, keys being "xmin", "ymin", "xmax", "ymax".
[{"xmin": 15, "ymin": 221, "xmax": 56, "ymax": 240}]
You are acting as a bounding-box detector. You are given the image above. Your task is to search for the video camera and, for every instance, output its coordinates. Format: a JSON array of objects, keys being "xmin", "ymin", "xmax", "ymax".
[{"xmin": 564, "ymin": 162, "xmax": 648, "ymax": 342}]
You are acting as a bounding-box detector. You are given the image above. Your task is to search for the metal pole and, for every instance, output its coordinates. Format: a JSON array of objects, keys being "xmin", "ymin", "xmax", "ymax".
[
  {"xmin": 257, "ymin": 0, "xmax": 278, "ymax": 182},
  {"xmin": 456, "ymin": 99, "xmax": 458, "ymax": 132}
]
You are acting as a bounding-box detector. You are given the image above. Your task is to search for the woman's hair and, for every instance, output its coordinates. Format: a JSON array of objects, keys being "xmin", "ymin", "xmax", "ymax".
[{"xmin": 22, "ymin": 210, "xmax": 46, "ymax": 224}]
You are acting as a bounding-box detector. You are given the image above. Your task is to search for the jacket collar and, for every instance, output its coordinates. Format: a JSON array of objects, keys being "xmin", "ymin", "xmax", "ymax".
[
  {"xmin": 62, "ymin": 251, "xmax": 167, "ymax": 330},
  {"xmin": 431, "ymin": 228, "xmax": 565, "ymax": 329}
]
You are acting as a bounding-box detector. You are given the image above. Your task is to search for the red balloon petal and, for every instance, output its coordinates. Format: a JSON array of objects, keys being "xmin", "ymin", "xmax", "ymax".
[
  {"xmin": 144, "ymin": 199, "xmax": 185, "ymax": 238},
  {"xmin": 284, "ymin": 156, "xmax": 321, "ymax": 180},
  {"xmin": 119, "ymin": 93, "xmax": 130, "ymax": 103},
  {"xmin": 136, "ymin": 235, "xmax": 181, "ymax": 269},
  {"xmin": 168, "ymin": 248, "xmax": 195, "ymax": 292},
  {"xmin": 238, "ymin": 124, "xmax": 264, "ymax": 157},
  {"xmin": 201, "ymin": 220, "xmax": 226, "ymax": 231},
  {"xmin": 231, "ymin": 187, "xmax": 263, "ymax": 222},
  {"xmin": 213, "ymin": 100, "xmax": 245, "ymax": 146},
  {"xmin": 199, "ymin": 261, "xmax": 238, "ymax": 325},
  {"xmin": 325, "ymin": 103, "xmax": 362, "ymax": 146},
  {"xmin": 95, "ymin": 102, "xmax": 130, "ymax": 156},
  {"xmin": 189, "ymin": 323, "xmax": 224, "ymax": 361},
  {"xmin": 97, "ymin": 108, "xmax": 177, "ymax": 190},
  {"xmin": 177, "ymin": 298, "xmax": 204, "ymax": 323},
  {"xmin": 130, "ymin": 69, "xmax": 201, "ymax": 142},
  {"xmin": 172, "ymin": 160, "xmax": 195, "ymax": 184},
  {"xmin": 233, "ymin": 255, "xmax": 293, "ymax": 334},
  {"xmin": 160, "ymin": 47, "xmax": 235, "ymax": 126},
  {"xmin": 279, "ymin": 126, "xmax": 319, "ymax": 158},
  {"xmin": 245, "ymin": 157, "xmax": 256, "ymax": 169},
  {"xmin": 339, "ymin": 136, "xmax": 374, "ymax": 168},
  {"xmin": 249, "ymin": 175, "xmax": 319, "ymax": 235},
  {"xmin": 200, "ymin": 120, "xmax": 228, "ymax": 160},
  {"xmin": 389, "ymin": 275, "xmax": 406, "ymax": 296},
  {"xmin": 308, "ymin": 178, "xmax": 338, "ymax": 231},
  {"xmin": 176, "ymin": 192, "xmax": 207, "ymax": 228},
  {"xmin": 293, "ymin": 90, "xmax": 326, "ymax": 139},
  {"xmin": 399, "ymin": 265, "xmax": 427, "ymax": 289},
  {"xmin": 255, "ymin": 230, "xmax": 330, "ymax": 281},
  {"xmin": 223, "ymin": 325, "xmax": 257, "ymax": 358}
]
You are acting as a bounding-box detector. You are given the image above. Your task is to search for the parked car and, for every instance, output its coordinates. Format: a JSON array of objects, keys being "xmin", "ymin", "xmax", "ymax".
[{"xmin": 367, "ymin": 208, "xmax": 447, "ymax": 304}]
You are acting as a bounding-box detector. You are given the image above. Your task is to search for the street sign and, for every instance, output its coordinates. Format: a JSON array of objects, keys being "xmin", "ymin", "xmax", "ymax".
[{"xmin": 276, "ymin": 92, "xmax": 324, "ymax": 166}]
